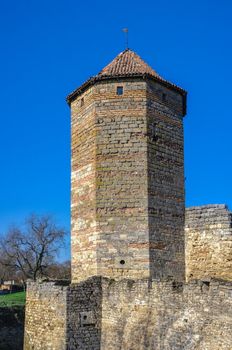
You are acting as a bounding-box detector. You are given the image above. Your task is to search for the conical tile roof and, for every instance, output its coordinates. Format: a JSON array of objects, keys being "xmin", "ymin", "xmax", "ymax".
[
  {"xmin": 96, "ymin": 49, "xmax": 161, "ymax": 78},
  {"xmin": 67, "ymin": 49, "xmax": 186, "ymax": 104}
]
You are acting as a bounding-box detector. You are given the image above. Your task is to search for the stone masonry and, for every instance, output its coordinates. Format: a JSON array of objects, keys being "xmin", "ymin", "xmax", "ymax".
[
  {"xmin": 70, "ymin": 49, "xmax": 186, "ymax": 283},
  {"xmin": 24, "ymin": 281, "xmax": 67, "ymax": 350},
  {"xmin": 24, "ymin": 49, "xmax": 232, "ymax": 350},
  {"xmin": 185, "ymin": 204, "xmax": 232, "ymax": 281},
  {"xmin": 24, "ymin": 277, "xmax": 232, "ymax": 350}
]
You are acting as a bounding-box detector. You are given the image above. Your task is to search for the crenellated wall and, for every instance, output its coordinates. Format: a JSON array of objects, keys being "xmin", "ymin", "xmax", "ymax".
[
  {"xmin": 185, "ymin": 204, "xmax": 232, "ymax": 282},
  {"xmin": 101, "ymin": 278, "xmax": 232, "ymax": 350},
  {"xmin": 24, "ymin": 276, "xmax": 232, "ymax": 350}
]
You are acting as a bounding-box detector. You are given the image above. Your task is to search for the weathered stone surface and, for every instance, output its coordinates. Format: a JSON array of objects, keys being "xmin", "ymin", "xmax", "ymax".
[
  {"xmin": 71, "ymin": 77, "xmax": 185, "ymax": 283},
  {"xmin": 24, "ymin": 277, "xmax": 232, "ymax": 350},
  {"xmin": 66, "ymin": 278, "xmax": 102, "ymax": 350},
  {"xmin": 185, "ymin": 204, "xmax": 232, "ymax": 281},
  {"xmin": 24, "ymin": 281, "xmax": 68, "ymax": 350},
  {"xmin": 101, "ymin": 278, "xmax": 232, "ymax": 350},
  {"xmin": 147, "ymin": 80, "xmax": 185, "ymax": 281}
]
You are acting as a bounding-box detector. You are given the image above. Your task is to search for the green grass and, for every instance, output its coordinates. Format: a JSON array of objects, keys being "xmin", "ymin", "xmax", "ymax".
[{"xmin": 0, "ymin": 291, "xmax": 26, "ymax": 307}]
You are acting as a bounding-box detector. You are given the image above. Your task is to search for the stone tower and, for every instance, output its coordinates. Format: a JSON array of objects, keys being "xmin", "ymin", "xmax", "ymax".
[{"xmin": 67, "ymin": 49, "xmax": 187, "ymax": 283}]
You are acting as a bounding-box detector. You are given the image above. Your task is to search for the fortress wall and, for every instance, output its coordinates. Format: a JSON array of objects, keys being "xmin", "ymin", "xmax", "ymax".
[
  {"xmin": 24, "ymin": 278, "xmax": 102, "ymax": 350},
  {"xmin": 24, "ymin": 281, "xmax": 68, "ymax": 350},
  {"xmin": 185, "ymin": 205, "xmax": 232, "ymax": 281},
  {"xmin": 24, "ymin": 277, "xmax": 232, "ymax": 350},
  {"xmin": 101, "ymin": 278, "xmax": 232, "ymax": 350},
  {"xmin": 66, "ymin": 278, "xmax": 102, "ymax": 350}
]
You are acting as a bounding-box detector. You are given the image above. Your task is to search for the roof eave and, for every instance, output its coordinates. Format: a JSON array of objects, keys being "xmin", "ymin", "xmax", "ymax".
[{"xmin": 66, "ymin": 74, "xmax": 187, "ymax": 113}]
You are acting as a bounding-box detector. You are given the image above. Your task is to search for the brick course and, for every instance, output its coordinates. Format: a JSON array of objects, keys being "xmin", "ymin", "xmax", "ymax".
[{"xmin": 71, "ymin": 77, "xmax": 185, "ymax": 283}]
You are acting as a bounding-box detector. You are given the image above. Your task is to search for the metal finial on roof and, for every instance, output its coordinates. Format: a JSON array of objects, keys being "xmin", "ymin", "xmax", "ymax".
[{"xmin": 122, "ymin": 28, "xmax": 129, "ymax": 49}]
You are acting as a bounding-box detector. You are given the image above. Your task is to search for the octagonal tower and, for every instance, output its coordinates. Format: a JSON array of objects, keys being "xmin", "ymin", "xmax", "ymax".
[{"xmin": 67, "ymin": 49, "xmax": 187, "ymax": 283}]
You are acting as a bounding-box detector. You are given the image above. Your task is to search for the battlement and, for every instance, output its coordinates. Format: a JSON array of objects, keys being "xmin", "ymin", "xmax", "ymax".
[
  {"xmin": 24, "ymin": 277, "xmax": 232, "ymax": 350},
  {"xmin": 186, "ymin": 204, "xmax": 231, "ymax": 228}
]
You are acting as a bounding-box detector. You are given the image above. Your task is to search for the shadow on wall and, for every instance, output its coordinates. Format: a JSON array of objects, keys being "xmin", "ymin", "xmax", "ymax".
[{"xmin": 0, "ymin": 306, "xmax": 25, "ymax": 350}]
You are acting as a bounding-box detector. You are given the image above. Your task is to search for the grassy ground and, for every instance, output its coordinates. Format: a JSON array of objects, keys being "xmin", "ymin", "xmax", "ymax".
[{"xmin": 0, "ymin": 291, "xmax": 26, "ymax": 307}]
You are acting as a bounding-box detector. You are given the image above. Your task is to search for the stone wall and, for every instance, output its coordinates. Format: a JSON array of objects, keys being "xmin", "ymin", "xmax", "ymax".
[
  {"xmin": 71, "ymin": 85, "xmax": 98, "ymax": 282},
  {"xmin": 66, "ymin": 278, "xmax": 102, "ymax": 350},
  {"xmin": 24, "ymin": 281, "xmax": 68, "ymax": 350},
  {"xmin": 94, "ymin": 80, "xmax": 149, "ymax": 280},
  {"xmin": 71, "ymin": 79, "xmax": 150, "ymax": 282},
  {"xmin": 185, "ymin": 204, "xmax": 232, "ymax": 281},
  {"xmin": 24, "ymin": 278, "xmax": 102, "ymax": 350},
  {"xmin": 147, "ymin": 80, "xmax": 185, "ymax": 281},
  {"xmin": 101, "ymin": 277, "xmax": 232, "ymax": 350},
  {"xmin": 24, "ymin": 276, "xmax": 232, "ymax": 350}
]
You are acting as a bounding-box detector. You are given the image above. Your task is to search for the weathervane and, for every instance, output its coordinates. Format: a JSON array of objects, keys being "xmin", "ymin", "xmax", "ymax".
[{"xmin": 122, "ymin": 28, "xmax": 129, "ymax": 49}]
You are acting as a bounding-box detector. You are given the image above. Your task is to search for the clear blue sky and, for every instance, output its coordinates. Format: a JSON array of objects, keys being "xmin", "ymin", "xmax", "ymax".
[{"xmin": 0, "ymin": 0, "xmax": 231, "ymax": 258}]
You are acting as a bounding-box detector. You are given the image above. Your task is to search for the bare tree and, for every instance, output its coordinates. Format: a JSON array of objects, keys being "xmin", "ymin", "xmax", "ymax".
[
  {"xmin": 0, "ymin": 263, "xmax": 13, "ymax": 283},
  {"xmin": 0, "ymin": 214, "xmax": 67, "ymax": 282},
  {"xmin": 46, "ymin": 260, "xmax": 71, "ymax": 280}
]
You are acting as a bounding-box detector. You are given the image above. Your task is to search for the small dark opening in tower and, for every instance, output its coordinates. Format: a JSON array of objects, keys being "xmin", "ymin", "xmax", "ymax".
[
  {"xmin": 202, "ymin": 281, "xmax": 210, "ymax": 287},
  {"xmin": 83, "ymin": 315, "xmax": 87, "ymax": 320},
  {"xmin": 151, "ymin": 123, "xmax": 158, "ymax": 142},
  {"xmin": 162, "ymin": 93, "xmax": 167, "ymax": 102},
  {"xmin": 172, "ymin": 281, "xmax": 183, "ymax": 292},
  {"xmin": 120, "ymin": 259, "xmax": 125, "ymax": 265},
  {"xmin": 117, "ymin": 86, "xmax": 123, "ymax": 95},
  {"xmin": 80, "ymin": 97, "xmax": 84, "ymax": 106}
]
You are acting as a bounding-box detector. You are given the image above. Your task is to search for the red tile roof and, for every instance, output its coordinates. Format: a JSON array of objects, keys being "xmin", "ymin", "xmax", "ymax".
[
  {"xmin": 67, "ymin": 49, "xmax": 186, "ymax": 104},
  {"xmin": 96, "ymin": 49, "xmax": 161, "ymax": 78}
]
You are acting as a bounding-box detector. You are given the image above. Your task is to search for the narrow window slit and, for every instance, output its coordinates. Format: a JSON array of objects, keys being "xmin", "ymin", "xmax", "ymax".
[
  {"xmin": 162, "ymin": 93, "xmax": 167, "ymax": 102},
  {"xmin": 117, "ymin": 86, "xmax": 123, "ymax": 95}
]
